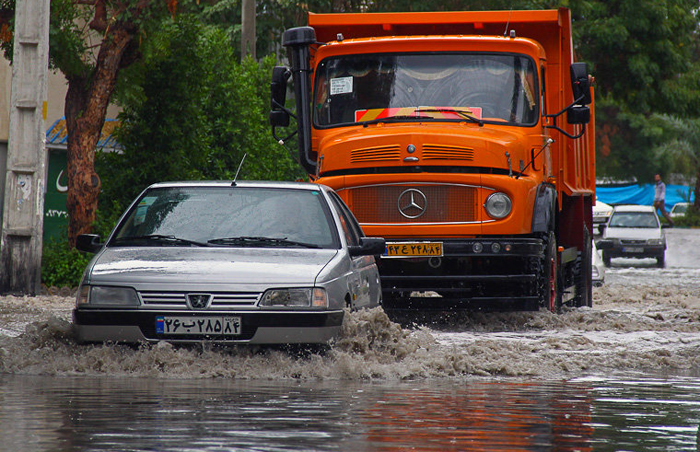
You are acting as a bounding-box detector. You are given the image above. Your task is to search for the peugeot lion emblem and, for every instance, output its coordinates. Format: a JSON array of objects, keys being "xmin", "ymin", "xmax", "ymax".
[
  {"xmin": 187, "ymin": 293, "xmax": 212, "ymax": 310},
  {"xmin": 398, "ymin": 189, "xmax": 427, "ymax": 219}
]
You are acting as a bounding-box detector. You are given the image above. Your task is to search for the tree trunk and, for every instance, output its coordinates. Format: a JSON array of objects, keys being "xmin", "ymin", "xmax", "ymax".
[{"xmin": 65, "ymin": 27, "xmax": 134, "ymax": 247}]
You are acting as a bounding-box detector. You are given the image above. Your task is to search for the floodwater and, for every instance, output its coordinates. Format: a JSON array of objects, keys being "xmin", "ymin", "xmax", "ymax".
[{"xmin": 1, "ymin": 228, "xmax": 700, "ymax": 451}]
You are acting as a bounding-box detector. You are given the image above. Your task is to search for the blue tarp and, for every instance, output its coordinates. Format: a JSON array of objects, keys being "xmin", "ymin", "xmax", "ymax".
[{"xmin": 596, "ymin": 184, "xmax": 695, "ymax": 212}]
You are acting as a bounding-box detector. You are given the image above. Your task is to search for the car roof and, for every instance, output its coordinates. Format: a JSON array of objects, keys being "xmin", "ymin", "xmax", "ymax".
[
  {"xmin": 611, "ymin": 204, "xmax": 655, "ymax": 213},
  {"xmin": 146, "ymin": 180, "xmax": 330, "ymax": 193}
]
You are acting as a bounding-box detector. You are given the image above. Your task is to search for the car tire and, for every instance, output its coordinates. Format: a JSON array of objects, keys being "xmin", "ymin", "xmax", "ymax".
[{"xmin": 656, "ymin": 253, "xmax": 665, "ymax": 268}]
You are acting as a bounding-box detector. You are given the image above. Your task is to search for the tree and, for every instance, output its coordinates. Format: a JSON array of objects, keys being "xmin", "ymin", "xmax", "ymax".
[
  {"xmin": 1, "ymin": 0, "xmax": 175, "ymax": 246},
  {"xmin": 98, "ymin": 16, "xmax": 304, "ymax": 217}
]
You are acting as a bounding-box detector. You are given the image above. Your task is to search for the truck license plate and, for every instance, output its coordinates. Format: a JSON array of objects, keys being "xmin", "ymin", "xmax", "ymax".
[
  {"xmin": 156, "ymin": 316, "xmax": 241, "ymax": 335},
  {"xmin": 384, "ymin": 242, "xmax": 443, "ymax": 258}
]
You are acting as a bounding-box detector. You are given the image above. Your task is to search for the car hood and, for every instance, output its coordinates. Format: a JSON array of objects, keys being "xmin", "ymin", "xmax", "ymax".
[
  {"xmin": 604, "ymin": 227, "xmax": 663, "ymax": 240},
  {"xmin": 85, "ymin": 247, "xmax": 339, "ymax": 286}
]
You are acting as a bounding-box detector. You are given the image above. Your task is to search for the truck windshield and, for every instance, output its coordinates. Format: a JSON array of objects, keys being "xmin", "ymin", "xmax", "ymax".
[{"xmin": 314, "ymin": 53, "xmax": 538, "ymax": 127}]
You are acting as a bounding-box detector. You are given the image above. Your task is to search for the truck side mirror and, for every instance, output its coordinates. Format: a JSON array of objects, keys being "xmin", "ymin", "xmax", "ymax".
[
  {"xmin": 567, "ymin": 105, "xmax": 590, "ymax": 125},
  {"xmin": 570, "ymin": 62, "xmax": 592, "ymax": 105},
  {"xmin": 270, "ymin": 66, "xmax": 291, "ymax": 128},
  {"xmin": 270, "ymin": 67, "xmax": 290, "ymax": 110}
]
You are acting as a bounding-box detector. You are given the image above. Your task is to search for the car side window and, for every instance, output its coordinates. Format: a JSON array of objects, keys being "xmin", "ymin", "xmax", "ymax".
[{"xmin": 328, "ymin": 192, "xmax": 361, "ymax": 247}]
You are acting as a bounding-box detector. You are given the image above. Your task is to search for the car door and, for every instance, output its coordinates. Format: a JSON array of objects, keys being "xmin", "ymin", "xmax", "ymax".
[{"xmin": 328, "ymin": 192, "xmax": 382, "ymax": 309}]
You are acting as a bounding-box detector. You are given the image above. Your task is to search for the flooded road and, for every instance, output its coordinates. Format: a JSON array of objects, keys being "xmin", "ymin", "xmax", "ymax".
[{"xmin": 1, "ymin": 228, "xmax": 700, "ymax": 451}]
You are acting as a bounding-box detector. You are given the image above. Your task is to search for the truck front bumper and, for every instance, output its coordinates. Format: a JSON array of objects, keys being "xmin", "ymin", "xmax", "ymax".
[{"xmin": 379, "ymin": 237, "xmax": 546, "ymax": 311}]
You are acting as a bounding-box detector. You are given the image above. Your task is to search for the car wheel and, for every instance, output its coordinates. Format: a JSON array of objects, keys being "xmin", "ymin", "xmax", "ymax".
[
  {"xmin": 656, "ymin": 253, "xmax": 665, "ymax": 268},
  {"xmin": 602, "ymin": 250, "xmax": 611, "ymax": 267}
]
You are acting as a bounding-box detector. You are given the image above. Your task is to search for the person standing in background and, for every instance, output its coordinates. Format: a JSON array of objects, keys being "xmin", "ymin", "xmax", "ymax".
[{"xmin": 654, "ymin": 174, "xmax": 674, "ymax": 227}]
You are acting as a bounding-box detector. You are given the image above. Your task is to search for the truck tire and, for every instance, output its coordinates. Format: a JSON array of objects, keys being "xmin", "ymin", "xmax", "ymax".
[
  {"xmin": 574, "ymin": 227, "xmax": 593, "ymax": 308},
  {"xmin": 540, "ymin": 231, "xmax": 560, "ymax": 313}
]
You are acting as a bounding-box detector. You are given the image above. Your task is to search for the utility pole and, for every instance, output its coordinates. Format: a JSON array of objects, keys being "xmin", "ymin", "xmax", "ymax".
[
  {"xmin": 241, "ymin": 0, "xmax": 256, "ymax": 59},
  {"xmin": 0, "ymin": 0, "xmax": 50, "ymax": 295}
]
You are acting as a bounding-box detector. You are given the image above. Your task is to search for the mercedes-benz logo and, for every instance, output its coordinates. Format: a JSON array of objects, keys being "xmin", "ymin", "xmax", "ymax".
[{"xmin": 397, "ymin": 188, "xmax": 427, "ymax": 219}]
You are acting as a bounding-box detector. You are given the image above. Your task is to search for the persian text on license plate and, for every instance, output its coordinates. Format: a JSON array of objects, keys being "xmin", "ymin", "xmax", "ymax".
[
  {"xmin": 622, "ymin": 247, "xmax": 644, "ymax": 253},
  {"xmin": 156, "ymin": 316, "xmax": 242, "ymax": 335},
  {"xmin": 384, "ymin": 242, "xmax": 443, "ymax": 258}
]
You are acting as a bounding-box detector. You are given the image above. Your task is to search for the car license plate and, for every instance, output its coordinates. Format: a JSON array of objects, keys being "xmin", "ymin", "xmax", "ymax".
[
  {"xmin": 622, "ymin": 247, "xmax": 644, "ymax": 253},
  {"xmin": 384, "ymin": 241, "xmax": 443, "ymax": 258},
  {"xmin": 156, "ymin": 316, "xmax": 242, "ymax": 335}
]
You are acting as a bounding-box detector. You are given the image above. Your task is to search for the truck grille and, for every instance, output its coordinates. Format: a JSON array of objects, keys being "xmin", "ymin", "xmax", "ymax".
[
  {"xmin": 139, "ymin": 291, "xmax": 261, "ymax": 309},
  {"xmin": 351, "ymin": 145, "xmax": 402, "ymax": 163},
  {"xmin": 347, "ymin": 184, "xmax": 478, "ymax": 224},
  {"xmin": 422, "ymin": 144, "xmax": 474, "ymax": 161}
]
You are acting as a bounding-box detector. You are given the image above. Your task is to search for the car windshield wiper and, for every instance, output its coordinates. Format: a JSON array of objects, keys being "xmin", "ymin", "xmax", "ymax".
[
  {"xmin": 417, "ymin": 108, "xmax": 484, "ymax": 127},
  {"xmin": 207, "ymin": 236, "xmax": 321, "ymax": 249},
  {"xmin": 112, "ymin": 234, "xmax": 210, "ymax": 247}
]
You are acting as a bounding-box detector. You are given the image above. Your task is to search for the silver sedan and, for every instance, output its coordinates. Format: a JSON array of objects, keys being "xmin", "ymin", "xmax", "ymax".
[{"xmin": 73, "ymin": 181, "xmax": 385, "ymax": 345}]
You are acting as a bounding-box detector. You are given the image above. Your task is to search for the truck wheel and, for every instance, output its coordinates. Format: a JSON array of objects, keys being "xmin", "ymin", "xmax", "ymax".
[
  {"xmin": 540, "ymin": 231, "xmax": 560, "ymax": 313},
  {"xmin": 574, "ymin": 227, "xmax": 593, "ymax": 308}
]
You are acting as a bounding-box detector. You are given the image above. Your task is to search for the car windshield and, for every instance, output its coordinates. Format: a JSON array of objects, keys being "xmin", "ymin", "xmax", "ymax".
[
  {"xmin": 609, "ymin": 211, "xmax": 660, "ymax": 228},
  {"xmin": 314, "ymin": 53, "xmax": 538, "ymax": 127},
  {"xmin": 110, "ymin": 187, "xmax": 338, "ymax": 248},
  {"xmin": 673, "ymin": 204, "xmax": 688, "ymax": 214}
]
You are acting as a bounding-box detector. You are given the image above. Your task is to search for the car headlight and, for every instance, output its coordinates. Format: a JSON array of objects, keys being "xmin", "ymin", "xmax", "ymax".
[
  {"xmin": 259, "ymin": 288, "xmax": 328, "ymax": 309},
  {"xmin": 77, "ymin": 285, "xmax": 140, "ymax": 308},
  {"xmin": 647, "ymin": 238, "xmax": 663, "ymax": 246},
  {"xmin": 484, "ymin": 192, "xmax": 512, "ymax": 219}
]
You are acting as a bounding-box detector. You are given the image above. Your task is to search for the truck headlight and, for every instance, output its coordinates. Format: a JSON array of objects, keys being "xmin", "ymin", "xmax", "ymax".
[
  {"xmin": 485, "ymin": 192, "xmax": 512, "ymax": 219},
  {"xmin": 260, "ymin": 288, "xmax": 328, "ymax": 309},
  {"xmin": 77, "ymin": 285, "xmax": 140, "ymax": 307}
]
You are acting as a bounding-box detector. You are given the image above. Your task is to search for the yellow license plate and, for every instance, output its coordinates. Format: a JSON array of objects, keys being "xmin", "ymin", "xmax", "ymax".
[{"xmin": 384, "ymin": 242, "xmax": 443, "ymax": 258}]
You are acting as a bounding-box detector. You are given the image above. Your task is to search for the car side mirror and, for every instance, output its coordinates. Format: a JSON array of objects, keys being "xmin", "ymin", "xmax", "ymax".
[
  {"xmin": 349, "ymin": 237, "xmax": 386, "ymax": 257},
  {"xmin": 76, "ymin": 234, "xmax": 102, "ymax": 253},
  {"xmin": 596, "ymin": 239, "xmax": 612, "ymax": 250}
]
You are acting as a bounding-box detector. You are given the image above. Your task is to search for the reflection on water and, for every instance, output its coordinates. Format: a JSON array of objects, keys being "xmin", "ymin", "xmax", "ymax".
[{"xmin": 2, "ymin": 375, "xmax": 699, "ymax": 451}]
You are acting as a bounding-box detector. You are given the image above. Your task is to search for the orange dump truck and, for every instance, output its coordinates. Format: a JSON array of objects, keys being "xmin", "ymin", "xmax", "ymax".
[{"xmin": 270, "ymin": 8, "xmax": 595, "ymax": 312}]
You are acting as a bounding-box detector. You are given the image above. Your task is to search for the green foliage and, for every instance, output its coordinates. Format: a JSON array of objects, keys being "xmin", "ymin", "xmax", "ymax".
[
  {"xmin": 673, "ymin": 206, "xmax": 700, "ymax": 227},
  {"xmin": 41, "ymin": 237, "xmax": 92, "ymax": 288},
  {"xmin": 99, "ymin": 15, "xmax": 304, "ymax": 218}
]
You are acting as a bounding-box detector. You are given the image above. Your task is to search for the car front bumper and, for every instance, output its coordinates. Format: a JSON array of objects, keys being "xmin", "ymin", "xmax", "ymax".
[
  {"xmin": 602, "ymin": 243, "xmax": 665, "ymax": 259},
  {"xmin": 73, "ymin": 309, "xmax": 345, "ymax": 344}
]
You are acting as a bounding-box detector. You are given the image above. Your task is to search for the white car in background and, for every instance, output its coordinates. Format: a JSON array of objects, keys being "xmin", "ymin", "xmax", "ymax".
[
  {"xmin": 597, "ymin": 205, "xmax": 667, "ymax": 267},
  {"xmin": 670, "ymin": 202, "xmax": 691, "ymax": 218},
  {"xmin": 593, "ymin": 198, "xmax": 613, "ymax": 233},
  {"xmin": 591, "ymin": 239, "xmax": 605, "ymax": 286}
]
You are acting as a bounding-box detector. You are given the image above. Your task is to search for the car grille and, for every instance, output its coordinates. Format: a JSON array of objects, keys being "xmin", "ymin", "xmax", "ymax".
[
  {"xmin": 138, "ymin": 291, "xmax": 261, "ymax": 309},
  {"xmin": 346, "ymin": 183, "xmax": 478, "ymax": 224},
  {"xmin": 620, "ymin": 239, "xmax": 647, "ymax": 245}
]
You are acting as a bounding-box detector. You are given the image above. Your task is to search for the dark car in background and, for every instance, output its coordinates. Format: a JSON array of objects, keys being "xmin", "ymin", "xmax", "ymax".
[{"xmin": 73, "ymin": 181, "xmax": 385, "ymax": 345}]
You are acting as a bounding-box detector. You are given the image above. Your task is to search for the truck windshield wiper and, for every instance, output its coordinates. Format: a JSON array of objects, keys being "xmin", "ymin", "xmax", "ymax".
[
  {"xmin": 207, "ymin": 236, "xmax": 321, "ymax": 248},
  {"xmin": 417, "ymin": 108, "xmax": 484, "ymax": 127},
  {"xmin": 112, "ymin": 234, "xmax": 211, "ymax": 247},
  {"xmin": 359, "ymin": 115, "xmax": 436, "ymax": 126}
]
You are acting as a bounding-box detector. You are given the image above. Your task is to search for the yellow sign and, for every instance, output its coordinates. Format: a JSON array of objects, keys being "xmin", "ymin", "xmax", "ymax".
[{"xmin": 384, "ymin": 242, "xmax": 443, "ymax": 258}]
